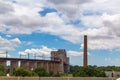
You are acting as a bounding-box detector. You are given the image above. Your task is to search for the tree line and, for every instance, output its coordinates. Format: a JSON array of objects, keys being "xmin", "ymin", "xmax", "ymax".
[
  {"xmin": 1, "ymin": 64, "xmax": 120, "ymax": 77},
  {"xmin": 70, "ymin": 65, "xmax": 120, "ymax": 77},
  {"xmin": 0, "ymin": 64, "xmax": 65, "ymax": 77}
]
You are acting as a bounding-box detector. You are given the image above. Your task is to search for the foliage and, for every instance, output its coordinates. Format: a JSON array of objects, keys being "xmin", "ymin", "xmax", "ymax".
[
  {"xmin": 0, "ymin": 64, "xmax": 5, "ymax": 76},
  {"xmin": 31, "ymin": 72, "xmax": 38, "ymax": 76},
  {"xmin": 34, "ymin": 67, "xmax": 49, "ymax": 77},
  {"xmin": 70, "ymin": 65, "xmax": 120, "ymax": 77},
  {"xmin": 8, "ymin": 65, "xmax": 120, "ymax": 77},
  {"xmin": 14, "ymin": 68, "xmax": 34, "ymax": 77},
  {"xmin": 97, "ymin": 66, "xmax": 120, "ymax": 71},
  {"xmin": 0, "ymin": 71, "xmax": 5, "ymax": 76},
  {"xmin": 0, "ymin": 64, "xmax": 5, "ymax": 72},
  {"xmin": 70, "ymin": 65, "xmax": 106, "ymax": 77}
]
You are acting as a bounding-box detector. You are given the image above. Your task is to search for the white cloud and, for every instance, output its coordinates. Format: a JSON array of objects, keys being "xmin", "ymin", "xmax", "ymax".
[
  {"xmin": 67, "ymin": 50, "xmax": 83, "ymax": 57},
  {"xmin": 0, "ymin": 0, "xmax": 46, "ymax": 34},
  {"xmin": 18, "ymin": 51, "xmax": 27, "ymax": 56},
  {"xmin": 0, "ymin": 53, "xmax": 10, "ymax": 58},
  {"xmin": 0, "ymin": 0, "xmax": 14, "ymax": 14},
  {"xmin": 11, "ymin": 38, "xmax": 21, "ymax": 44},
  {"xmin": 103, "ymin": 14, "xmax": 120, "ymax": 36},
  {"xmin": 0, "ymin": 36, "xmax": 21, "ymax": 51},
  {"xmin": 32, "ymin": 12, "xmax": 82, "ymax": 44},
  {"xmin": 81, "ymin": 0, "xmax": 120, "ymax": 15},
  {"xmin": 19, "ymin": 45, "xmax": 84, "ymax": 58},
  {"xmin": 47, "ymin": 0, "xmax": 93, "ymax": 19},
  {"xmin": 19, "ymin": 46, "xmax": 56, "ymax": 57},
  {"xmin": 80, "ymin": 13, "xmax": 120, "ymax": 50},
  {"xmin": 40, "ymin": 13, "xmax": 120, "ymax": 50},
  {"xmin": 0, "ymin": 51, "xmax": 10, "ymax": 58},
  {"xmin": 0, "ymin": 0, "xmax": 120, "ymax": 50}
]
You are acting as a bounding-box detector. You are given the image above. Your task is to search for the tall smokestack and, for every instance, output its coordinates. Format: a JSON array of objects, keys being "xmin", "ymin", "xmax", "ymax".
[{"xmin": 83, "ymin": 35, "xmax": 88, "ymax": 67}]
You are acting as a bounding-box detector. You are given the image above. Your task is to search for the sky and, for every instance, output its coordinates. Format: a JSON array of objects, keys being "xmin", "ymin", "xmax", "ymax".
[{"xmin": 0, "ymin": 0, "xmax": 120, "ymax": 66}]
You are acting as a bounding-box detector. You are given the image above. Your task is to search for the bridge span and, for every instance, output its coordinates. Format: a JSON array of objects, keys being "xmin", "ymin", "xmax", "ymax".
[{"xmin": 0, "ymin": 49, "xmax": 70, "ymax": 76}]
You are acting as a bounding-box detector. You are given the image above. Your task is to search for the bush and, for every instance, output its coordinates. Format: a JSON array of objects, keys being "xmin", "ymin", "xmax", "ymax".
[
  {"xmin": 0, "ymin": 64, "xmax": 5, "ymax": 76},
  {"xmin": 71, "ymin": 65, "xmax": 106, "ymax": 77},
  {"xmin": 34, "ymin": 67, "xmax": 49, "ymax": 77},
  {"xmin": 0, "ymin": 71, "xmax": 5, "ymax": 76},
  {"xmin": 14, "ymin": 68, "xmax": 32, "ymax": 77}
]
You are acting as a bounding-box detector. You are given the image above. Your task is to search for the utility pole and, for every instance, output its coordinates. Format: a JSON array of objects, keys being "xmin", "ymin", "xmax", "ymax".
[
  {"xmin": 34, "ymin": 54, "xmax": 36, "ymax": 59},
  {"xmin": 20, "ymin": 54, "xmax": 21, "ymax": 59},
  {"xmin": 28, "ymin": 53, "xmax": 29, "ymax": 59},
  {"xmin": 6, "ymin": 51, "xmax": 8, "ymax": 58}
]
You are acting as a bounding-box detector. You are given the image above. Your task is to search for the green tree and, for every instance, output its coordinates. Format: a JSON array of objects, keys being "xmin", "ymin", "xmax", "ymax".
[
  {"xmin": 14, "ymin": 68, "xmax": 32, "ymax": 77},
  {"xmin": 70, "ymin": 65, "xmax": 106, "ymax": 77},
  {"xmin": 34, "ymin": 67, "xmax": 49, "ymax": 77},
  {"xmin": 0, "ymin": 64, "xmax": 5, "ymax": 76}
]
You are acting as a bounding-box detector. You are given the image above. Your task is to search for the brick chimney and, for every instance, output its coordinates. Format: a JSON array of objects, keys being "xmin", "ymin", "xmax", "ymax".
[{"xmin": 83, "ymin": 35, "xmax": 88, "ymax": 67}]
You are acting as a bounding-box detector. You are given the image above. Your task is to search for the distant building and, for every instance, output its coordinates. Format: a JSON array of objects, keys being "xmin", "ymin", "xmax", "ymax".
[
  {"xmin": 51, "ymin": 49, "xmax": 70, "ymax": 73},
  {"xmin": 105, "ymin": 71, "xmax": 120, "ymax": 77},
  {"xmin": 105, "ymin": 71, "xmax": 114, "ymax": 77}
]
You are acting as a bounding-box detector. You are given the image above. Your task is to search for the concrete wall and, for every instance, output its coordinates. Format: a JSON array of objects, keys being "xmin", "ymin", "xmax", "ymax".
[
  {"xmin": 0, "ymin": 77, "xmax": 116, "ymax": 80},
  {"xmin": 51, "ymin": 49, "xmax": 70, "ymax": 73},
  {"xmin": 10, "ymin": 60, "xmax": 18, "ymax": 75}
]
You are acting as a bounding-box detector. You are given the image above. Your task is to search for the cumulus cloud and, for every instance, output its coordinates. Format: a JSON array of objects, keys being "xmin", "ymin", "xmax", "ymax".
[
  {"xmin": 0, "ymin": 51, "xmax": 10, "ymax": 57},
  {"xmin": 18, "ymin": 51, "xmax": 27, "ymax": 56},
  {"xmin": 47, "ymin": 0, "xmax": 93, "ymax": 19},
  {"xmin": 19, "ymin": 45, "xmax": 84, "ymax": 58},
  {"xmin": 19, "ymin": 46, "xmax": 56, "ymax": 57},
  {"xmin": 80, "ymin": 13, "xmax": 120, "ymax": 50},
  {"xmin": 0, "ymin": 1, "xmax": 14, "ymax": 14},
  {"xmin": 39, "ymin": 13, "xmax": 82, "ymax": 43},
  {"xmin": 68, "ymin": 50, "xmax": 83, "ymax": 57},
  {"xmin": 103, "ymin": 14, "xmax": 120, "ymax": 36},
  {"xmin": 81, "ymin": 0, "xmax": 120, "ymax": 15},
  {"xmin": 87, "ymin": 36, "xmax": 120, "ymax": 50},
  {"xmin": 0, "ymin": 36, "xmax": 21, "ymax": 51},
  {"xmin": 0, "ymin": 0, "xmax": 46, "ymax": 34},
  {"xmin": 0, "ymin": 54, "xmax": 10, "ymax": 58},
  {"xmin": 0, "ymin": 0, "xmax": 120, "ymax": 50},
  {"xmin": 48, "ymin": 0, "xmax": 91, "ymax": 4}
]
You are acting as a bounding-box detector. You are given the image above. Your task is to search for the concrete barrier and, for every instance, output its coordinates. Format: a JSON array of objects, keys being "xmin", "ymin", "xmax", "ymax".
[{"xmin": 0, "ymin": 77, "xmax": 116, "ymax": 80}]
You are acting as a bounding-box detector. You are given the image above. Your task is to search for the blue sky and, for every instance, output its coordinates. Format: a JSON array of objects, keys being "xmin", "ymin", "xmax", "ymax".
[{"xmin": 0, "ymin": 0, "xmax": 120, "ymax": 66}]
